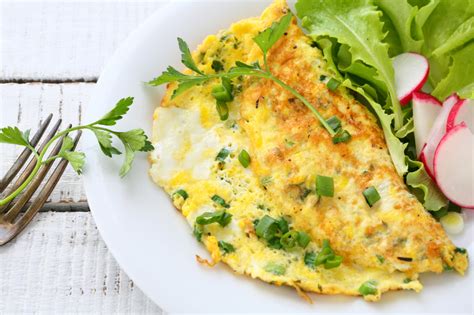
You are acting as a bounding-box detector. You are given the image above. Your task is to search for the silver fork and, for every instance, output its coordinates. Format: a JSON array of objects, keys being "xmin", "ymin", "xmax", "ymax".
[{"xmin": 0, "ymin": 114, "xmax": 81, "ymax": 245}]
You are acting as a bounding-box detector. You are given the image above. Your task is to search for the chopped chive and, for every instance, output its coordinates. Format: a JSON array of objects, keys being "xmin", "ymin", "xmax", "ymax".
[
  {"xmin": 193, "ymin": 224, "xmax": 203, "ymax": 242},
  {"xmin": 304, "ymin": 252, "xmax": 317, "ymax": 268},
  {"xmin": 215, "ymin": 148, "xmax": 230, "ymax": 162},
  {"xmin": 280, "ymin": 231, "xmax": 299, "ymax": 249},
  {"xmin": 443, "ymin": 264, "xmax": 454, "ymax": 271},
  {"xmin": 359, "ymin": 280, "xmax": 378, "ymax": 296},
  {"xmin": 276, "ymin": 217, "xmax": 289, "ymax": 234},
  {"xmin": 173, "ymin": 189, "xmax": 189, "ymax": 200},
  {"xmin": 403, "ymin": 278, "xmax": 412, "ymax": 283},
  {"xmin": 363, "ymin": 186, "xmax": 381, "ymax": 207},
  {"xmin": 376, "ymin": 254, "xmax": 385, "ymax": 264},
  {"xmin": 455, "ymin": 247, "xmax": 467, "ymax": 254},
  {"xmin": 267, "ymin": 237, "xmax": 283, "ymax": 249},
  {"xmin": 211, "ymin": 77, "xmax": 233, "ymax": 102},
  {"xmin": 195, "ymin": 210, "xmax": 232, "ymax": 227},
  {"xmin": 211, "ymin": 194, "xmax": 230, "ymax": 208},
  {"xmin": 316, "ymin": 175, "xmax": 334, "ymax": 197},
  {"xmin": 326, "ymin": 116, "xmax": 341, "ymax": 132},
  {"xmin": 211, "ymin": 60, "xmax": 224, "ymax": 72},
  {"xmin": 218, "ymin": 241, "xmax": 235, "ymax": 254},
  {"xmin": 315, "ymin": 245, "xmax": 334, "ymax": 266},
  {"xmin": 327, "ymin": 78, "xmax": 340, "ymax": 91},
  {"xmin": 238, "ymin": 149, "xmax": 251, "ymax": 168},
  {"xmin": 332, "ymin": 129, "xmax": 351, "ymax": 144},
  {"xmin": 319, "ymin": 74, "xmax": 327, "ymax": 82},
  {"xmin": 255, "ymin": 215, "xmax": 279, "ymax": 240},
  {"xmin": 264, "ymin": 262, "xmax": 286, "ymax": 275},
  {"xmin": 216, "ymin": 101, "xmax": 229, "ymax": 121},
  {"xmin": 297, "ymin": 231, "xmax": 311, "ymax": 248},
  {"xmin": 324, "ymin": 255, "xmax": 343, "ymax": 269}
]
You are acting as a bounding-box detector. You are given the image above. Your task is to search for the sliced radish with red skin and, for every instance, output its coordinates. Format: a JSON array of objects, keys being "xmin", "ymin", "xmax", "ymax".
[
  {"xmin": 392, "ymin": 53, "xmax": 429, "ymax": 105},
  {"xmin": 420, "ymin": 94, "xmax": 459, "ymax": 178},
  {"xmin": 443, "ymin": 93, "xmax": 460, "ymax": 108},
  {"xmin": 447, "ymin": 99, "xmax": 473, "ymax": 132},
  {"xmin": 412, "ymin": 92, "xmax": 442, "ymax": 156},
  {"xmin": 433, "ymin": 122, "xmax": 474, "ymax": 208}
]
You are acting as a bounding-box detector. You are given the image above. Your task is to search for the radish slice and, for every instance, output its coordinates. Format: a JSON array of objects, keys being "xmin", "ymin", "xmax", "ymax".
[
  {"xmin": 447, "ymin": 99, "xmax": 473, "ymax": 132},
  {"xmin": 440, "ymin": 212, "xmax": 464, "ymax": 234},
  {"xmin": 420, "ymin": 94, "xmax": 459, "ymax": 177},
  {"xmin": 392, "ymin": 53, "xmax": 429, "ymax": 105},
  {"xmin": 412, "ymin": 92, "xmax": 442, "ymax": 156},
  {"xmin": 433, "ymin": 122, "xmax": 474, "ymax": 208}
]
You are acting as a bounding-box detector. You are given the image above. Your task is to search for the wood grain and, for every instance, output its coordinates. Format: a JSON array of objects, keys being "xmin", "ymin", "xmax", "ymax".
[
  {"xmin": 0, "ymin": 1, "xmax": 166, "ymax": 80},
  {"xmin": 0, "ymin": 212, "xmax": 162, "ymax": 314}
]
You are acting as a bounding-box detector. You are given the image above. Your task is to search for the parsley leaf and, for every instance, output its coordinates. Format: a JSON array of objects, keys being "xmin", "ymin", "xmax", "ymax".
[
  {"xmin": 115, "ymin": 129, "xmax": 154, "ymax": 177},
  {"xmin": 148, "ymin": 66, "xmax": 190, "ymax": 86},
  {"xmin": 0, "ymin": 127, "xmax": 31, "ymax": 147},
  {"xmin": 253, "ymin": 12, "xmax": 293, "ymax": 61},
  {"xmin": 57, "ymin": 136, "xmax": 85, "ymax": 174},
  {"xmin": 92, "ymin": 129, "xmax": 121, "ymax": 157},
  {"xmin": 178, "ymin": 37, "xmax": 204, "ymax": 75},
  {"xmin": 94, "ymin": 97, "xmax": 134, "ymax": 126}
]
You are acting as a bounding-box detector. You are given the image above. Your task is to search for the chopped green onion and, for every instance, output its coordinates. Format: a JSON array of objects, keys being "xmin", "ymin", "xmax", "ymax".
[
  {"xmin": 255, "ymin": 215, "xmax": 279, "ymax": 240},
  {"xmin": 324, "ymin": 255, "xmax": 343, "ymax": 269},
  {"xmin": 297, "ymin": 231, "xmax": 311, "ymax": 248},
  {"xmin": 304, "ymin": 252, "xmax": 317, "ymax": 268},
  {"xmin": 173, "ymin": 189, "xmax": 188, "ymax": 200},
  {"xmin": 327, "ymin": 78, "xmax": 340, "ymax": 91},
  {"xmin": 211, "ymin": 60, "xmax": 224, "ymax": 72},
  {"xmin": 216, "ymin": 101, "xmax": 229, "ymax": 121},
  {"xmin": 211, "ymin": 78, "xmax": 233, "ymax": 102},
  {"xmin": 260, "ymin": 176, "xmax": 273, "ymax": 186},
  {"xmin": 376, "ymin": 254, "xmax": 385, "ymax": 264},
  {"xmin": 211, "ymin": 194, "xmax": 230, "ymax": 208},
  {"xmin": 215, "ymin": 148, "xmax": 230, "ymax": 162},
  {"xmin": 455, "ymin": 247, "xmax": 467, "ymax": 254},
  {"xmin": 363, "ymin": 186, "xmax": 381, "ymax": 207},
  {"xmin": 218, "ymin": 241, "xmax": 235, "ymax": 254},
  {"xmin": 315, "ymin": 245, "xmax": 334, "ymax": 266},
  {"xmin": 195, "ymin": 210, "xmax": 232, "ymax": 227},
  {"xmin": 276, "ymin": 217, "xmax": 289, "ymax": 234},
  {"xmin": 280, "ymin": 231, "xmax": 299, "ymax": 249},
  {"xmin": 332, "ymin": 129, "xmax": 352, "ymax": 144},
  {"xmin": 403, "ymin": 278, "xmax": 412, "ymax": 283},
  {"xmin": 267, "ymin": 237, "xmax": 283, "ymax": 249},
  {"xmin": 193, "ymin": 224, "xmax": 203, "ymax": 242},
  {"xmin": 443, "ymin": 264, "xmax": 454, "ymax": 271},
  {"xmin": 238, "ymin": 149, "xmax": 251, "ymax": 168},
  {"xmin": 319, "ymin": 74, "xmax": 327, "ymax": 82},
  {"xmin": 264, "ymin": 262, "xmax": 286, "ymax": 275},
  {"xmin": 359, "ymin": 280, "xmax": 378, "ymax": 296},
  {"xmin": 326, "ymin": 116, "xmax": 341, "ymax": 132},
  {"xmin": 316, "ymin": 175, "xmax": 334, "ymax": 197}
]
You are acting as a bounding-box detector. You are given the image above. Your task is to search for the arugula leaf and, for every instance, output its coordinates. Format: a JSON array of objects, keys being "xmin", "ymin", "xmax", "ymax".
[
  {"xmin": 253, "ymin": 12, "xmax": 293, "ymax": 64},
  {"xmin": 0, "ymin": 127, "xmax": 31, "ymax": 147},
  {"xmin": 94, "ymin": 97, "xmax": 134, "ymax": 126},
  {"xmin": 178, "ymin": 37, "xmax": 204, "ymax": 75},
  {"xmin": 296, "ymin": 0, "xmax": 403, "ymax": 130},
  {"xmin": 57, "ymin": 136, "xmax": 85, "ymax": 174},
  {"xmin": 92, "ymin": 129, "xmax": 121, "ymax": 157},
  {"xmin": 406, "ymin": 157, "xmax": 447, "ymax": 210}
]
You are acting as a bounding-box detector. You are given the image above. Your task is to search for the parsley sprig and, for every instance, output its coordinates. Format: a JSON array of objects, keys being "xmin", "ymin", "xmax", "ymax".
[
  {"xmin": 0, "ymin": 97, "xmax": 153, "ymax": 206},
  {"xmin": 148, "ymin": 12, "xmax": 337, "ymax": 137}
]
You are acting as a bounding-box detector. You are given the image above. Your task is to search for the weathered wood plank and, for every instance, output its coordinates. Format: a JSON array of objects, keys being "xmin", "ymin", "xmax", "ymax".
[
  {"xmin": 0, "ymin": 212, "xmax": 162, "ymax": 313},
  {"xmin": 1, "ymin": 83, "xmax": 91, "ymax": 204},
  {"xmin": 0, "ymin": 1, "xmax": 166, "ymax": 80}
]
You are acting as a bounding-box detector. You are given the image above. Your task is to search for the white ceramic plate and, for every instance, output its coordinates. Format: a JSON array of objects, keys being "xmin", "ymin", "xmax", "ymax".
[{"xmin": 83, "ymin": 1, "xmax": 473, "ymax": 313}]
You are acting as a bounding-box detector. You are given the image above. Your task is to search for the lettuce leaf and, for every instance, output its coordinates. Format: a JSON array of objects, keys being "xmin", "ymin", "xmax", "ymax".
[{"xmin": 296, "ymin": 0, "xmax": 404, "ymax": 130}]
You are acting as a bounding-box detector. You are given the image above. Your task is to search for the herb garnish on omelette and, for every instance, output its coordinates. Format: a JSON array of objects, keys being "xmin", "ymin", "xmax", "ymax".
[{"xmin": 149, "ymin": 0, "xmax": 468, "ymax": 302}]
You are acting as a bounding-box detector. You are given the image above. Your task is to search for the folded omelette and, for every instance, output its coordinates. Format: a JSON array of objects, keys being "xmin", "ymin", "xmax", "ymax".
[{"xmin": 149, "ymin": 0, "xmax": 468, "ymax": 301}]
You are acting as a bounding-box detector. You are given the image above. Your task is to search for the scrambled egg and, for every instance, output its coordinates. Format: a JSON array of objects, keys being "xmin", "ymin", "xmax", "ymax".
[{"xmin": 149, "ymin": 0, "xmax": 468, "ymax": 301}]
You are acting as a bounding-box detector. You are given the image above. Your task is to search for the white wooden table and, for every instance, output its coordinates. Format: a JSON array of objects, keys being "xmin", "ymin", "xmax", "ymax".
[{"xmin": 0, "ymin": 1, "xmax": 167, "ymax": 313}]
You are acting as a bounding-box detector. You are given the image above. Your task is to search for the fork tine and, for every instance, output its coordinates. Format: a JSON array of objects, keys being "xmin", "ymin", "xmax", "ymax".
[
  {"xmin": 0, "ymin": 132, "xmax": 82, "ymax": 246},
  {"xmin": 0, "ymin": 119, "xmax": 62, "ymax": 213},
  {"xmin": 3, "ymin": 125, "xmax": 72, "ymax": 223},
  {"xmin": 0, "ymin": 114, "xmax": 53, "ymax": 193}
]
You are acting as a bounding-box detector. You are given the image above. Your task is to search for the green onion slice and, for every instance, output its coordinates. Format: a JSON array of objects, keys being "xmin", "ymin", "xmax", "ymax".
[
  {"xmin": 280, "ymin": 231, "xmax": 299, "ymax": 249},
  {"xmin": 195, "ymin": 210, "xmax": 232, "ymax": 227},
  {"xmin": 324, "ymin": 255, "xmax": 343, "ymax": 269},
  {"xmin": 218, "ymin": 241, "xmax": 235, "ymax": 254},
  {"xmin": 327, "ymin": 78, "xmax": 341, "ymax": 91},
  {"xmin": 304, "ymin": 252, "xmax": 317, "ymax": 268},
  {"xmin": 211, "ymin": 194, "xmax": 230, "ymax": 208},
  {"xmin": 211, "ymin": 60, "xmax": 224, "ymax": 72},
  {"xmin": 215, "ymin": 148, "xmax": 230, "ymax": 162},
  {"xmin": 264, "ymin": 262, "xmax": 286, "ymax": 275},
  {"xmin": 173, "ymin": 189, "xmax": 188, "ymax": 200},
  {"xmin": 193, "ymin": 224, "xmax": 203, "ymax": 242},
  {"xmin": 363, "ymin": 186, "xmax": 381, "ymax": 207},
  {"xmin": 297, "ymin": 231, "xmax": 311, "ymax": 248},
  {"xmin": 216, "ymin": 101, "xmax": 229, "ymax": 121},
  {"xmin": 358, "ymin": 280, "xmax": 378, "ymax": 296},
  {"xmin": 316, "ymin": 175, "xmax": 334, "ymax": 197},
  {"xmin": 238, "ymin": 149, "xmax": 251, "ymax": 168},
  {"xmin": 332, "ymin": 129, "xmax": 351, "ymax": 144},
  {"xmin": 326, "ymin": 116, "xmax": 341, "ymax": 132},
  {"xmin": 376, "ymin": 254, "xmax": 385, "ymax": 263},
  {"xmin": 255, "ymin": 215, "xmax": 279, "ymax": 240}
]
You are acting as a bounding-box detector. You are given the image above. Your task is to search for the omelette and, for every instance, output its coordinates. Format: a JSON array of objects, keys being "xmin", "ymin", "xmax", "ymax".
[{"xmin": 149, "ymin": 0, "xmax": 468, "ymax": 301}]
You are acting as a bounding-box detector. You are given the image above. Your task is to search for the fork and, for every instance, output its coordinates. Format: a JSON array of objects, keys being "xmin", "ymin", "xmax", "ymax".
[{"xmin": 0, "ymin": 114, "xmax": 81, "ymax": 245}]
